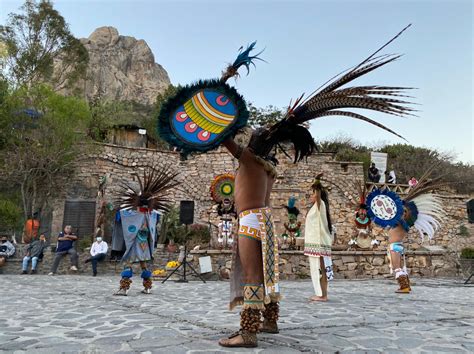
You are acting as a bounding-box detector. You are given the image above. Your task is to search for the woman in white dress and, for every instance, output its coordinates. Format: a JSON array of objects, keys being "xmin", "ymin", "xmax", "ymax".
[{"xmin": 304, "ymin": 176, "xmax": 335, "ymax": 302}]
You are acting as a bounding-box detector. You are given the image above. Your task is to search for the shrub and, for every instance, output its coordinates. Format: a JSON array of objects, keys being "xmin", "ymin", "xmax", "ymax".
[{"xmin": 460, "ymin": 248, "xmax": 474, "ymax": 259}]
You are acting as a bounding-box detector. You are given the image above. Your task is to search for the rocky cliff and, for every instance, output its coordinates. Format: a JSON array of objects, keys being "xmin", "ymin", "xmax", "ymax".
[{"xmin": 73, "ymin": 26, "xmax": 171, "ymax": 105}]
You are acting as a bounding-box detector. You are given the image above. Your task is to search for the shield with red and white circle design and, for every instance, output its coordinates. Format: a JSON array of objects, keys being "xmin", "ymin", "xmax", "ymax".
[{"xmin": 158, "ymin": 80, "xmax": 249, "ymax": 156}]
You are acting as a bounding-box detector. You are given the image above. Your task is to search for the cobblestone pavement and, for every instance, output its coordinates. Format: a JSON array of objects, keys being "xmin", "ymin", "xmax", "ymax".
[{"xmin": 0, "ymin": 275, "xmax": 472, "ymax": 353}]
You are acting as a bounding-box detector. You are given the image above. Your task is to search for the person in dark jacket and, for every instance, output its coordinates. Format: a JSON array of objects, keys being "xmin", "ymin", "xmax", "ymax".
[
  {"xmin": 21, "ymin": 234, "xmax": 47, "ymax": 274},
  {"xmin": 48, "ymin": 225, "xmax": 78, "ymax": 275}
]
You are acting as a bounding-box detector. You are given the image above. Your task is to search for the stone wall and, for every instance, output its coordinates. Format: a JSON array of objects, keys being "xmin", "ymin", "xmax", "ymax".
[
  {"xmin": 1, "ymin": 245, "xmax": 457, "ymax": 281},
  {"xmin": 43, "ymin": 142, "xmax": 472, "ymax": 278},
  {"xmin": 186, "ymin": 249, "xmax": 459, "ymax": 281},
  {"xmin": 0, "ymin": 244, "xmax": 177, "ymax": 276}
]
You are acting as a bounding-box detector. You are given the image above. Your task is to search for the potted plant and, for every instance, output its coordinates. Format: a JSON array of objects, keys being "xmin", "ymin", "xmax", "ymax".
[
  {"xmin": 160, "ymin": 206, "xmax": 181, "ymax": 252},
  {"xmin": 167, "ymin": 238, "xmax": 177, "ymax": 253}
]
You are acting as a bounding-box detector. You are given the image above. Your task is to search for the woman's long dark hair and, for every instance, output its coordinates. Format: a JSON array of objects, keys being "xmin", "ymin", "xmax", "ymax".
[{"xmin": 320, "ymin": 189, "xmax": 333, "ymax": 234}]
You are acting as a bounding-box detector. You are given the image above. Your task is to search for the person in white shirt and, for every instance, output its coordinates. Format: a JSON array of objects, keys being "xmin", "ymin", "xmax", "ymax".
[
  {"xmin": 85, "ymin": 236, "xmax": 108, "ymax": 276},
  {"xmin": 385, "ymin": 169, "xmax": 397, "ymax": 184},
  {"xmin": 389, "ymin": 170, "xmax": 397, "ymax": 184}
]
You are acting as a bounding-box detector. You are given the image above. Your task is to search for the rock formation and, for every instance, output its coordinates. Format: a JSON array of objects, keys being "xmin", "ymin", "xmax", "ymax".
[{"xmin": 70, "ymin": 26, "xmax": 171, "ymax": 105}]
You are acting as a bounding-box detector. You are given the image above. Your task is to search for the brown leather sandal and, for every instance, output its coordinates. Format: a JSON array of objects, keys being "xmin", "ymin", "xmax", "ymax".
[
  {"xmin": 219, "ymin": 330, "xmax": 257, "ymax": 348},
  {"xmin": 260, "ymin": 320, "xmax": 279, "ymax": 334}
]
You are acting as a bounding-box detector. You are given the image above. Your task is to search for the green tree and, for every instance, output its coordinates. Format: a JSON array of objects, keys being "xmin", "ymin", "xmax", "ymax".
[
  {"xmin": 87, "ymin": 95, "xmax": 134, "ymax": 142},
  {"xmin": 0, "ymin": 0, "xmax": 88, "ymax": 90},
  {"xmin": 152, "ymin": 84, "xmax": 180, "ymax": 148},
  {"xmin": 319, "ymin": 136, "xmax": 371, "ymax": 171},
  {"xmin": 247, "ymin": 103, "xmax": 284, "ymax": 128},
  {"xmin": 0, "ymin": 198, "xmax": 23, "ymax": 234},
  {"xmin": 0, "ymin": 84, "xmax": 92, "ymax": 219},
  {"xmin": 381, "ymin": 144, "xmax": 473, "ymax": 193}
]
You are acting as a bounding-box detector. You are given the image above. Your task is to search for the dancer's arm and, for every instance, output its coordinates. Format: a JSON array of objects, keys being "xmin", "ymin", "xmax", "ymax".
[{"xmin": 222, "ymin": 138, "xmax": 252, "ymax": 163}]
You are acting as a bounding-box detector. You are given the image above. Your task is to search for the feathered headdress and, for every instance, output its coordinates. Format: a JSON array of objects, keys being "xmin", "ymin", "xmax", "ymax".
[
  {"xmin": 117, "ymin": 166, "xmax": 180, "ymax": 212},
  {"xmin": 401, "ymin": 163, "xmax": 447, "ymax": 240},
  {"xmin": 354, "ymin": 180, "xmax": 371, "ymax": 226},
  {"xmin": 251, "ymin": 25, "xmax": 416, "ymax": 162},
  {"xmin": 311, "ymin": 173, "xmax": 325, "ymax": 191},
  {"xmin": 282, "ymin": 196, "xmax": 300, "ymax": 217},
  {"xmin": 366, "ymin": 163, "xmax": 446, "ymax": 240},
  {"xmin": 221, "ymin": 42, "xmax": 265, "ymax": 82}
]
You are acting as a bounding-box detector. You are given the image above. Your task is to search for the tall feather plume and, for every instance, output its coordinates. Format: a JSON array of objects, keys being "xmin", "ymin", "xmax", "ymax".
[
  {"xmin": 401, "ymin": 163, "xmax": 452, "ymax": 240},
  {"xmin": 221, "ymin": 41, "xmax": 265, "ymax": 82},
  {"xmin": 117, "ymin": 166, "xmax": 180, "ymax": 212},
  {"xmin": 262, "ymin": 25, "xmax": 415, "ymax": 162},
  {"xmin": 356, "ymin": 180, "xmax": 368, "ymax": 206},
  {"xmin": 410, "ymin": 194, "xmax": 444, "ymax": 240}
]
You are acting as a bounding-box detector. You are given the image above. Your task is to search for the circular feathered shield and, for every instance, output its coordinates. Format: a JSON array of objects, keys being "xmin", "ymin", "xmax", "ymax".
[
  {"xmin": 366, "ymin": 189, "xmax": 404, "ymax": 228},
  {"xmin": 158, "ymin": 79, "xmax": 249, "ymax": 156},
  {"xmin": 210, "ymin": 173, "xmax": 235, "ymax": 203}
]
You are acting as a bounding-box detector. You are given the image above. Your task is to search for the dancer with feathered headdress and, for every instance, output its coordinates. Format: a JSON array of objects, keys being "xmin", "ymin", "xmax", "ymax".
[
  {"xmin": 158, "ymin": 25, "xmax": 415, "ymax": 347},
  {"xmin": 114, "ymin": 166, "xmax": 179, "ymax": 296},
  {"xmin": 365, "ymin": 164, "xmax": 445, "ymax": 293}
]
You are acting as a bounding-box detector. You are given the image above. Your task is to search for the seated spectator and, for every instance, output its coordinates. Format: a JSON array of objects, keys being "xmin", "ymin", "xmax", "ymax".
[
  {"xmin": 368, "ymin": 163, "xmax": 381, "ymax": 183},
  {"xmin": 0, "ymin": 236, "xmax": 15, "ymax": 268},
  {"xmin": 21, "ymin": 234, "xmax": 47, "ymax": 274},
  {"xmin": 85, "ymin": 235, "xmax": 108, "ymax": 276},
  {"xmin": 48, "ymin": 225, "xmax": 78, "ymax": 275},
  {"xmin": 408, "ymin": 177, "xmax": 418, "ymax": 187},
  {"xmin": 386, "ymin": 169, "xmax": 397, "ymax": 184}
]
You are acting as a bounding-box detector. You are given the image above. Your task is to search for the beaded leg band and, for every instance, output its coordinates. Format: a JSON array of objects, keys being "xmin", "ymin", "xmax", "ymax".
[
  {"xmin": 262, "ymin": 302, "xmax": 279, "ymax": 322},
  {"xmin": 396, "ymin": 275, "xmax": 411, "ymax": 294},
  {"xmin": 261, "ymin": 302, "xmax": 279, "ymax": 333},
  {"xmin": 114, "ymin": 277, "xmax": 133, "ymax": 296},
  {"xmin": 240, "ymin": 308, "xmax": 261, "ymax": 334},
  {"xmin": 143, "ymin": 278, "xmax": 153, "ymax": 290},
  {"xmin": 120, "ymin": 277, "xmax": 132, "ymax": 290},
  {"xmin": 141, "ymin": 269, "xmax": 153, "ymax": 294}
]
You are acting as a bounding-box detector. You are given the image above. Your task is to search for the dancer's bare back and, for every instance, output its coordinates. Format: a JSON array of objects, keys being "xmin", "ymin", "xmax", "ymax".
[
  {"xmin": 223, "ymin": 139, "xmax": 274, "ymax": 213},
  {"xmin": 388, "ymin": 224, "xmax": 406, "ymax": 243}
]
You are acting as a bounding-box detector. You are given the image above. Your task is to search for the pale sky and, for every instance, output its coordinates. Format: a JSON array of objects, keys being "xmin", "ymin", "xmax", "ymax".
[{"xmin": 1, "ymin": 0, "xmax": 472, "ymax": 163}]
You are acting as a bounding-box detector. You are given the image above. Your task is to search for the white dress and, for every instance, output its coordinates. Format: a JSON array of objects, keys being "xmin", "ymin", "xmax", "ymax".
[{"xmin": 304, "ymin": 202, "xmax": 334, "ymax": 296}]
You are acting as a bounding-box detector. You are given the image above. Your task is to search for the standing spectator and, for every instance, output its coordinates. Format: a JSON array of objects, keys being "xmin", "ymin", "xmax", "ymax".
[
  {"xmin": 85, "ymin": 236, "xmax": 108, "ymax": 276},
  {"xmin": 0, "ymin": 236, "xmax": 15, "ymax": 268},
  {"xmin": 21, "ymin": 234, "xmax": 47, "ymax": 274},
  {"xmin": 368, "ymin": 163, "xmax": 381, "ymax": 183},
  {"xmin": 48, "ymin": 225, "xmax": 78, "ymax": 275},
  {"xmin": 23, "ymin": 212, "xmax": 40, "ymax": 244},
  {"xmin": 408, "ymin": 177, "xmax": 418, "ymax": 187}
]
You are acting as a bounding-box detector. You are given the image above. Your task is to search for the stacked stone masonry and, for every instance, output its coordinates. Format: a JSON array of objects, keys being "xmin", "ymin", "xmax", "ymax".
[{"xmin": 42, "ymin": 142, "xmax": 472, "ymax": 279}]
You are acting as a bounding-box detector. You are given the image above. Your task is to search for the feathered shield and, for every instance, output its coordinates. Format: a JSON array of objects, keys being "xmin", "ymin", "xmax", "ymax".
[{"xmin": 158, "ymin": 43, "xmax": 264, "ymax": 157}]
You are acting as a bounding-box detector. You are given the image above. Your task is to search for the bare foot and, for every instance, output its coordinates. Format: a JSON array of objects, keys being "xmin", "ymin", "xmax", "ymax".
[{"xmin": 309, "ymin": 295, "xmax": 328, "ymax": 302}]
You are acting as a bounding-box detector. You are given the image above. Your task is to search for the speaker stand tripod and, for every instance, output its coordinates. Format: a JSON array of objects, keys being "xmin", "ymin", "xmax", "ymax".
[{"xmin": 162, "ymin": 226, "xmax": 206, "ymax": 284}]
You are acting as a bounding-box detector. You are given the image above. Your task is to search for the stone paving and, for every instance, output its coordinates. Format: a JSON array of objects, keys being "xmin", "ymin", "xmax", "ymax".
[{"xmin": 0, "ymin": 275, "xmax": 472, "ymax": 353}]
